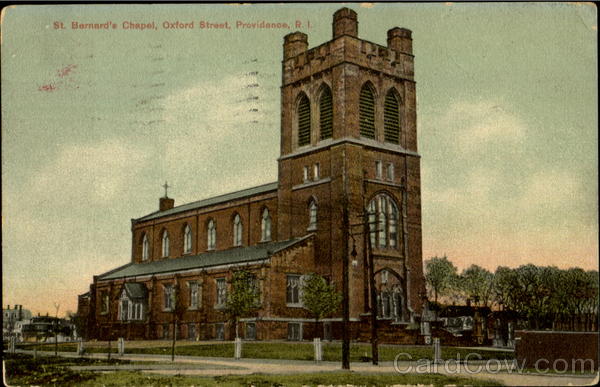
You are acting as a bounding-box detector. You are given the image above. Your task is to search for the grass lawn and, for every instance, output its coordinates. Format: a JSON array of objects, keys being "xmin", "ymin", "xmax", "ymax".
[
  {"xmin": 3, "ymin": 353, "xmax": 131, "ymax": 386},
  {"xmin": 21, "ymin": 341, "xmax": 514, "ymax": 362},
  {"xmin": 83, "ymin": 371, "xmax": 505, "ymax": 386},
  {"xmin": 503, "ymin": 367, "xmax": 599, "ymax": 375},
  {"xmin": 4, "ymin": 354, "xmax": 504, "ymax": 386}
]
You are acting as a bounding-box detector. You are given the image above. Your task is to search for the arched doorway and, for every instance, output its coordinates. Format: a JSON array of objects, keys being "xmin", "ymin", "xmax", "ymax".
[{"xmin": 374, "ymin": 268, "xmax": 407, "ymax": 321}]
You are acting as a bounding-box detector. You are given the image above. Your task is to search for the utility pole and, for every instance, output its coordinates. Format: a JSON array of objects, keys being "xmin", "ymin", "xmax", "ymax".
[
  {"xmin": 365, "ymin": 211, "xmax": 379, "ymax": 365},
  {"xmin": 171, "ymin": 282, "xmax": 179, "ymax": 362},
  {"xmin": 341, "ymin": 203, "xmax": 350, "ymax": 370},
  {"xmin": 362, "ymin": 175, "xmax": 379, "ymax": 365},
  {"xmin": 54, "ymin": 302, "xmax": 60, "ymax": 356}
]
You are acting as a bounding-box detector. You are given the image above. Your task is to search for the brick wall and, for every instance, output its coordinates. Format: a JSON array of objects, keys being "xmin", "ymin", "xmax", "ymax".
[
  {"xmin": 515, "ymin": 331, "xmax": 599, "ymax": 371},
  {"xmin": 132, "ymin": 193, "xmax": 278, "ymax": 263}
]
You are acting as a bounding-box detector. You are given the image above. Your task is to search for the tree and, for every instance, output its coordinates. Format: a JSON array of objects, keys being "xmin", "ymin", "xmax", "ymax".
[
  {"xmin": 224, "ymin": 270, "xmax": 261, "ymax": 339},
  {"xmin": 424, "ymin": 256, "xmax": 458, "ymax": 303},
  {"xmin": 492, "ymin": 266, "xmax": 518, "ymax": 311},
  {"xmin": 563, "ymin": 268, "xmax": 598, "ymax": 330},
  {"xmin": 68, "ymin": 311, "xmax": 87, "ymax": 340},
  {"xmin": 169, "ymin": 280, "xmax": 187, "ymax": 361},
  {"xmin": 301, "ymin": 273, "xmax": 342, "ymax": 338},
  {"xmin": 459, "ymin": 265, "xmax": 494, "ymax": 307}
]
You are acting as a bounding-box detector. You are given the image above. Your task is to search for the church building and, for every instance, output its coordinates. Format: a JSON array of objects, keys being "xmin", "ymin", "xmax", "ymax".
[{"xmin": 80, "ymin": 8, "xmax": 425, "ymax": 342}]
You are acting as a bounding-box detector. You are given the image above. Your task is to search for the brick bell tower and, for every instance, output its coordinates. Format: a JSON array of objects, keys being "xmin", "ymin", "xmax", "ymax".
[{"xmin": 277, "ymin": 8, "xmax": 425, "ymax": 320}]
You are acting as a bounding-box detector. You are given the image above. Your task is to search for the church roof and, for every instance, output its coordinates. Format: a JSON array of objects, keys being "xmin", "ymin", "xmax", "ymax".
[
  {"xmin": 135, "ymin": 182, "xmax": 278, "ymax": 222},
  {"xmin": 122, "ymin": 283, "xmax": 147, "ymax": 299},
  {"xmin": 98, "ymin": 236, "xmax": 309, "ymax": 281}
]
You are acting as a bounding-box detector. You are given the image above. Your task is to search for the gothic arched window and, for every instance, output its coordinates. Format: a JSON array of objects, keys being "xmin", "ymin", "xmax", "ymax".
[
  {"xmin": 207, "ymin": 219, "xmax": 216, "ymax": 250},
  {"xmin": 308, "ymin": 200, "xmax": 318, "ymax": 231},
  {"xmin": 161, "ymin": 230, "xmax": 170, "ymax": 258},
  {"xmin": 233, "ymin": 214, "xmax": 243, "ymax": 247},
  {"xmin": 359, "ymin": 84, "xmax": 376, "ymax": 139},
  {"xmin": 297, "ymin": 93, "xmax": 311, "ymax": 146},
  {"xmin": 261, "ymin": 208, "xmax": 272, "ymax": 242},
  {"xmin": 183, "ymin": 224, "xmax": 192, "ymax": 254},
  {"xmin": 142, "ymin": 234, "xmax": 149, "ymax": 261},
  {"xmin": 367, "ymin": 193, "xmax": 399, "ymax": 249},
  {"xmin": 384, "ymin": 90, "xmax": 400, "ymax": 144},
  {"xmin": 319, "ymin": 86, "xmax": 333, "ymax": 140}
]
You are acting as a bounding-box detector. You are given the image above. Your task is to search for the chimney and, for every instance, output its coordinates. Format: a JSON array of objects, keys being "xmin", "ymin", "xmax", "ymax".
[
  {"xmin": 333, "ymin": 8, "xmax": 358, "ymax": 38},
  {"xmin": 18, "ymin": 305, "xmax": 22, "ymax": 321},
  {"xmin": 283, "ymin": 32, "xmax": 308, "ymax": 60},
  {"xmin": 160, "ymin": 197, "xmax": 174, "ymax": 211},
  {"xmin": 387, "ymin": 27, "xmax": 413, "ymax": 55}
]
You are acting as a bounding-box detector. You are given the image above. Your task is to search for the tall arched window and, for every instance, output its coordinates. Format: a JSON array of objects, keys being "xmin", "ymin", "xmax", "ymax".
[
  {"xmin": 261, "ymin": 208, "xmax": 272, "ymax": 242},
  {"xmin": 207, "ymin": 219, "xmax": 216, "ymax": 250},
  {"xmin": 384, "ymin": 90, "xmax": 400, "ymax": 144},
  {"xmin": 297, "ymin": 93, "xmax": 311, "ymax": 146},
  {"xmin": 183, "ymin": 224, "xmax": 192, "ymax": 254},
  {"xmin": 367, "ymin": 193, "xmax": 399, "ymax": 249},
  {"xmin": 161, "ymin": 230, "xmax": 170, "ymax": 258},
  {"xmin": 319, "ymin": 86, "xmax": 333, "ymax": 140},
  {"xmin": 359, "ymin": 84, "xmax": 375, "ymax": 139},
  {"xmin": 233, "ymin": 214, "xmax": 243, "ymax": 247},
  {"xmin": 142, "ymin": 234, "xmax": 149, "ymax": 261},
  {"xmin": 308, "ymin": 200, "xmax": 318, "ymax": 230}
]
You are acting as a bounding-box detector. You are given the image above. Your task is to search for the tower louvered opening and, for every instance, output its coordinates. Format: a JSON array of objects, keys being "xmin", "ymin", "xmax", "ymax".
[
  {"xmin": 297, "ymin": 95, "xmax": 311, "ymax": 146},
  {"xmin": 319, "ymin": 87, "xmax": 333, "ymax": 140},
  {"xmin": 384, "ymin": 92, "xmax": 400, "ymax": 144},
  {"xmin": 359, "ymin": 85, "xmax": 375, "ymax": 139}
]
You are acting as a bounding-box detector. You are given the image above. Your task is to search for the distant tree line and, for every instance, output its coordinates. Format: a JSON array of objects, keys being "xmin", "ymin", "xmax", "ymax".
[{"xmin": 425, "ymin": 256, "xmax": 599, "ymax": 331}]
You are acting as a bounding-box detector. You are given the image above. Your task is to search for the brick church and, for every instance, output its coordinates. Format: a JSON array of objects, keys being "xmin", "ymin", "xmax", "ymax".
[{"xmin": 79, "ymin": 8, "xmax": 425, "ymax": 342}]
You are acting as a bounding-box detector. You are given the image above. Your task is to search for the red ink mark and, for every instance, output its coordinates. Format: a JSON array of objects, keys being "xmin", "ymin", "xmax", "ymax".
[
  {"xmin": 39, "ymin": 64, "xmax": 79, "ymax": 91},
  {"xmin": 57, "ymin": 64, "xmax": 77, "ymax": 78},
  {"xmin": 38, "ymin": 84, "xmax": 57, "ymax": 92}
]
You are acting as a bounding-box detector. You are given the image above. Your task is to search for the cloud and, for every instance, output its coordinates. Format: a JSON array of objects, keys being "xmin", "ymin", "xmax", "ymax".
[
  {"xmin": 29, "ymin": 139, "xmax": 151, "ymax": 207},
  {"xmin": 2, "ymin": 139, "xmax": 154, "ymax": 314},
  {"xmin": 156, "ymin": 74, "xmax": 279, "ymax": 203},
  {"xmin": 517, "ymin": 169, "xmax": 582, "ymax": 209},
  {"xmin": 422, "ymin": 100, "xmax": 596, "ymax": 270},
  {"xmin": 439, "ymin": 100, "xmax": 527, "ymax": 152}
]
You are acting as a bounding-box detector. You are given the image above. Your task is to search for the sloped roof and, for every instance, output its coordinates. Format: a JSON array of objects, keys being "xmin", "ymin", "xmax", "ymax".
[
  {"xmin": 123, "ymin": 283, "xmax": 147, "ymax": 299},
  {"xmin": 135, "ymin": 182, "xmax": 278, "ymax": 222},
  {"xmin": 98, "ymin": 237, "xmax": 308, "ymax": 281}
]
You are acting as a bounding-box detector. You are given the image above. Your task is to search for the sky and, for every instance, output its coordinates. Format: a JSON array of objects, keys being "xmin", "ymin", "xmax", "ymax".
[{"xmin": 1, "ymin": 3, "xmax": 597, "ymax": 317}]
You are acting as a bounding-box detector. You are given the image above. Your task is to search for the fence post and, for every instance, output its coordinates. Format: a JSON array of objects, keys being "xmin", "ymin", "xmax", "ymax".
[
  {"xmin": 234, "ymin": 337, "xmax": 242, "ymax": 359},
  {"xmin": 313, "ymin": 337, "xmax": 322, "ymax": 362},
  {"xmin": 9, "ymin": 336, "xmax": 16, "ymax": 354},
  {"xmin": 433, "ymin": 337, "xmax": 442, "ymax": 364},
  {"xmin": 421, "ymin": 321, "xmax": 431, "ymax": 344},
  {"xmin": 77, "ymin": 339, "xmax": 85, "ymax": 356},
  {"xmin": 117, "ymin": 337, "xmax": 125, "ymax": 356}
]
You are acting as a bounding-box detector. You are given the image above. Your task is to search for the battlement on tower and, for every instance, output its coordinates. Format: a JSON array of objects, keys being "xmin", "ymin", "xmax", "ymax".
[{"xmin": 282, "ymin": 8, "xmax": 414, "ymax": 86}]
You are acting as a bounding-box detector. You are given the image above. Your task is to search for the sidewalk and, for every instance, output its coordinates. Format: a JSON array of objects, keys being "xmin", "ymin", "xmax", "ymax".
[{"xmin": 15, "ymin": 349, "xmax": 600, "ymax": 386}]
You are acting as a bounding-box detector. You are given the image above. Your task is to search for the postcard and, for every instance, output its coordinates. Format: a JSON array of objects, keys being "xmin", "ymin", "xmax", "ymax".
[{"xmin": 2, "ymin": 3, "xmax": 597, "ymax": 386}]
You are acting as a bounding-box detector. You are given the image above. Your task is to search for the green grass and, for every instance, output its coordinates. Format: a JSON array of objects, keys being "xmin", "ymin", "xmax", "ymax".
[
  {"xmin": 76, "ymin": 370, "xmax": 504, "ymax": 386},
  {"xmin": 505, "ymin": 367, "xmax": 599, "ymax": 375},
  {"xmin": 4, "ymin": 352, "xmax": 505, "ymax": 386},
  {"xmin": 20, "ymin": 341, "xmax": 515, "ymax": 361},
  {"xmin": 3, "ymin": 353, "xmax": 132, "ymax": 386}
]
